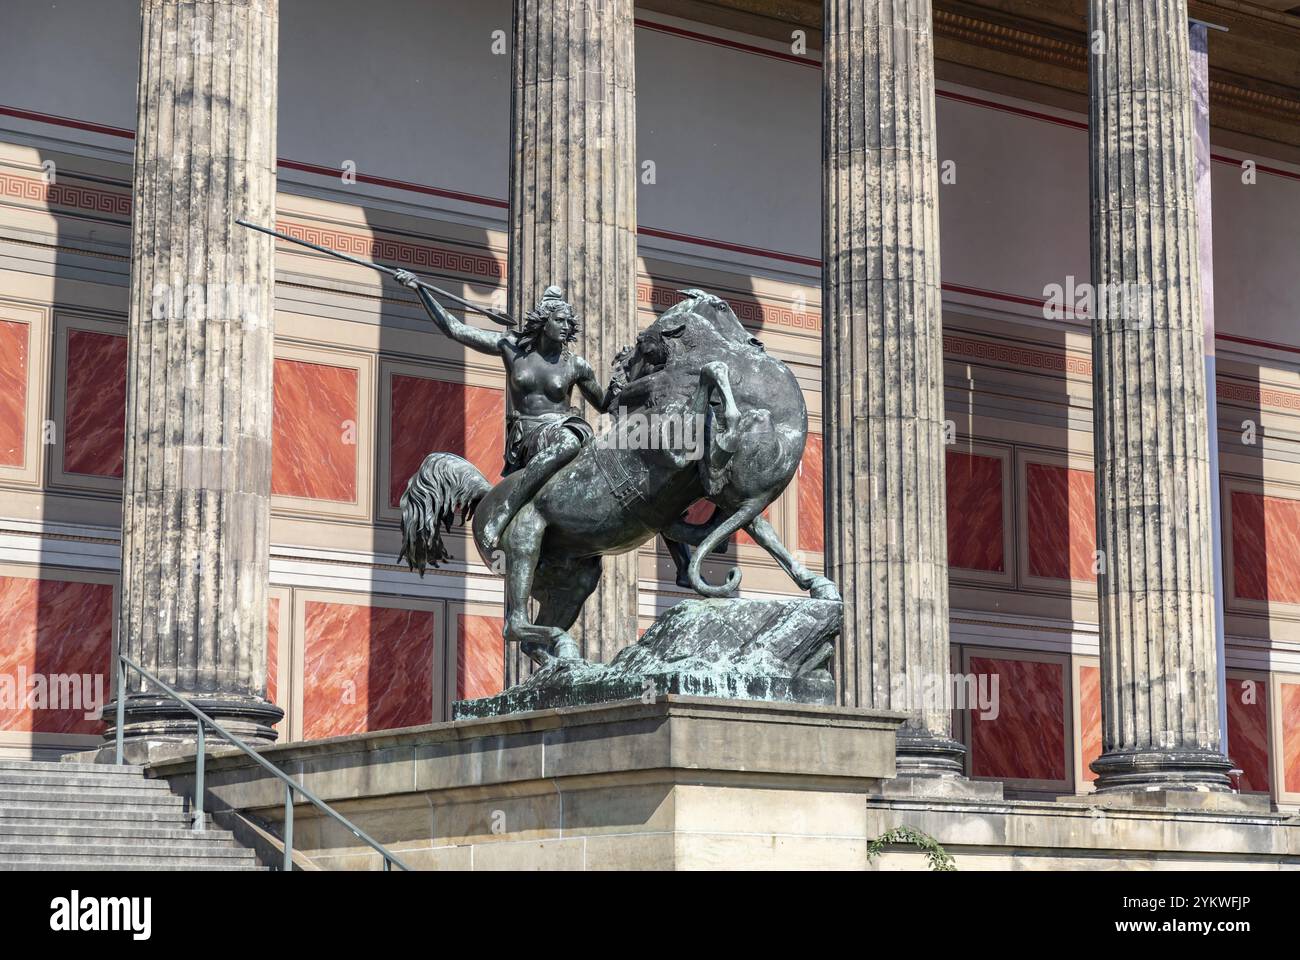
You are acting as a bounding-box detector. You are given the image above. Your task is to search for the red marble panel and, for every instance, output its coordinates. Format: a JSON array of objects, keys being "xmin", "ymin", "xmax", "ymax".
[
  {"xmin": 0, "ymin": 575, "xmax": 113, "ymax": 735},
  {"xmin": 0, "ymin": 319, "xmax": 28, "ymax": 467},
  {"xmin": 302, "ymin": 601, "xmax": 436, "ymax": 740},
  {"xmin": 266, "ymin": 597, "xmax": 280, "ymax": 707},
  {"xmin": 457, "ymin": 614, "xmax": 504, "ymax": 701},
  {"xmin": 1026, "ymin": 462, "xmax": 1096, "ymax": 581},
  {"xmin": 389, "ymin": 375, "xmax": 505, "ymax": 508},
  {"xmin": 969, "ymin": 656, "xmax": 1065, "ymax": 782},
  {"xmin": 64, "ymin": 329, "xmax": 126, "ymax": 478},
  {"xmin": 798, "ymin": 433, "xmax": 824, "ymax": 553},
  {"xmin": 272, "ymin": 359, "xmax": 358, "ymax": 502},
  {"xmin": 1079, "ymin": 664, "xmax": 1102, "ymax": 783},
  {"xmin": 1224, "ymin": 676, "xmax": 1270, "ymax": 793},
  {"xmin": 1230, "ymin": 491, "xmax": 1300, "ymax": 604},
  {"xmin": 1283, "ymin": 683, "xmax": 1300, "ymax": 795},
  {"xmin": 946, "ymin": 451, "xmax": 1004, "ymax": 572}
]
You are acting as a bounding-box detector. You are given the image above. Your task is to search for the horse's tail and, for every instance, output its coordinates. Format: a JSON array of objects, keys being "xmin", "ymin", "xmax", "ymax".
[
  {"xmin": 399, "ymin": 453, "xmax": 492, "ymax": 576},
  {"xmin": 686, "ymin": 498, "xmax": 766, "ymax": 598}
]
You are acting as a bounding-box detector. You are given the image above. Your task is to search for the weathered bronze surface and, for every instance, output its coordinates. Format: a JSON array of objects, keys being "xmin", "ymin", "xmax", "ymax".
[{"xmin": 398, "ymin": 287, "xmax": 839, "ymax": 711}]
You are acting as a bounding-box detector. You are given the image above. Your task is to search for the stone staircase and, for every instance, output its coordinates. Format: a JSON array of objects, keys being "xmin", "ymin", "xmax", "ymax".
[{"xmin": 0, "ymin": 759, "xmax": 263, "ymax": 871}]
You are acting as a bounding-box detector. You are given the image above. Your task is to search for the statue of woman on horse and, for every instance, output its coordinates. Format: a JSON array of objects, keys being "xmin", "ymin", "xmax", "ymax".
[
  {"xmin": 397, "ymin": 286, "xmax": 836, "ymax": 666},
  {"xmin": 394, "ymin": 272, "xmax": 622, "ymax": 552}
]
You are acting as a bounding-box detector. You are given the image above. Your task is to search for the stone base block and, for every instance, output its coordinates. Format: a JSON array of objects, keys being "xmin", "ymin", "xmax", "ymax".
[
  {"xmin": 136, "ymin": 696, "xmax": 1300, "ymax": 871},
  {"xmin": 143, "ymin": 697, "xmax": 906, "ymax": 870}
]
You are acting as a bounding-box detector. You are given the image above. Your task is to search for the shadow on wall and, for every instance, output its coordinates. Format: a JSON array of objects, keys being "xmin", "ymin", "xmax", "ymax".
[{"xmin": 28, "ymin": 137, "xmax": 133, "ymax": 759}]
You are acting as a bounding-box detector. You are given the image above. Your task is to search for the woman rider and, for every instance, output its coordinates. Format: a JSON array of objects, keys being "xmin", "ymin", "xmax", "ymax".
[{"xmin": 394, "ymin": 272, "xmax": 620, "ymax": 550}]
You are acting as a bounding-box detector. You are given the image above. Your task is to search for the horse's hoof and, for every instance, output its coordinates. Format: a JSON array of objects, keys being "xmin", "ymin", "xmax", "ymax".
[
  {"xmin": 552, "ymin": 637, "xmax": 583, "ymax": 661},
  {"xmin": 809, "ymin": 577, "xmax": 841, "ymax": 602}
]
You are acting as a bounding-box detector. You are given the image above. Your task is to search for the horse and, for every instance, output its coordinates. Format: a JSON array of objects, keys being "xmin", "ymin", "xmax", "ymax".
[{"xmin": 399, "ymin": 290, "xmax": 837, "ymax": 664}]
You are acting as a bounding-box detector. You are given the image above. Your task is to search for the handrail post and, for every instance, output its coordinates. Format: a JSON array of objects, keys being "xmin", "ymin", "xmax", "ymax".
[
  {"xmin": 283, "ymin": 783, "xmax": 294, "ymax": 872},
  {"xmin": 114, "ymin": 656, "xmax": 126, "ymax": 765},
  {"xmin": 194, "ymin": 721, "xmax": 205, "ymax": 832}
]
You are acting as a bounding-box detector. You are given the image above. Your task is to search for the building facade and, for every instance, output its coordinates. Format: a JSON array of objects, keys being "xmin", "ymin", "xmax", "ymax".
[{"xmin": 1, "ymin": 0, "xmax": 1299, "ymax": 806}]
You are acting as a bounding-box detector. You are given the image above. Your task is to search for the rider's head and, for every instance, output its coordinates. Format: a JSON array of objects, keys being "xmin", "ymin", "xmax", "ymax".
[{"xmin": 521, "ymin": 285, "xmax": 580, "ymax": 351}]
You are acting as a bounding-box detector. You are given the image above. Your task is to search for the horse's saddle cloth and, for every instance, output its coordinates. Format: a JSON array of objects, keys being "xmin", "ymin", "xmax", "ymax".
[{"xmin": 590, "ymin": 443, "xmax": 650, "ymax": 508}]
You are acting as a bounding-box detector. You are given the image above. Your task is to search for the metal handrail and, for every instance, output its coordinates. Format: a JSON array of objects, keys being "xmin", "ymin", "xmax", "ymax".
[{"xmin": 113, "ymin": 653, "xmax": 410, "ymax": 872}]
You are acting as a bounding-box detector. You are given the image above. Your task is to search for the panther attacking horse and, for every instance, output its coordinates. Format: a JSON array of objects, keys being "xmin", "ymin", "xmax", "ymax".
[{"xmin": 399, "ymin": 289, "xmax": 836, "ymax": 665}]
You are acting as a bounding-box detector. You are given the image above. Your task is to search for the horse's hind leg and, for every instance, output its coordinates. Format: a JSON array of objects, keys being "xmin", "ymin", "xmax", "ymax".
[
  {"xmin": 501, "ymin": 504, "xmax": 579, "ymax": 664},
  {"xmin": 534, "ymin": 556, "xmax": 602, "ymax": 636},
  {"xmin": 743, "ymin": 513, "xmax": 840, "ymax": 601}
]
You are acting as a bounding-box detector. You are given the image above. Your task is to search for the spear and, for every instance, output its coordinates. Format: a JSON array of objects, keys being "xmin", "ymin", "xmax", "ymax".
[{"xmin": 235, "ymin": 218, "xmax": 514, "ymax": 327}]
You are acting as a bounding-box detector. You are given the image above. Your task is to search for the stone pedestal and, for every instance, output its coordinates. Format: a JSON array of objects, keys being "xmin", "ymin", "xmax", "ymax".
[
  {"xmin": 145, "ymin": 698, "xmax": 906, "ymax": 870},
  {"xmin": 508, "ymin": 0, "xmax": 640, "ymax": 668},
  {"xmin": 112, "ymin": 0, "xmax": 282, "ymax": 743},
  {"xmin": 139, "ymin": 698, "xmax": 1300, "ymax": 870},
  {"xmin": 822, "ymin": 0, "xmax": 964, "ymax": 777},
  {"xmin": 1086, "ymin": 0, "xmax": 1231, "ymax": 791}
]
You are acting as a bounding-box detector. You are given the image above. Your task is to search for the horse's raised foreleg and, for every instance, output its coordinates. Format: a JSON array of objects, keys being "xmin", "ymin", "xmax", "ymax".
[
  {"xmin": 501, "ymin": 503, "xmax": 580, "ymax": 664},
  {"xmin": 743, "ymin": 514, "xmax": 840, "ymax": 601},
  {"xmin": 655, "ymin": 361, "xmax": 741, "ymax": 471}
]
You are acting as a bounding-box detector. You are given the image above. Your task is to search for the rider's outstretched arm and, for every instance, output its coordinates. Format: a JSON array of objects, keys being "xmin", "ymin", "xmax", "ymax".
[{"xmin": 397, "ymin": 271, "xmax": 507, "ymax": 356}]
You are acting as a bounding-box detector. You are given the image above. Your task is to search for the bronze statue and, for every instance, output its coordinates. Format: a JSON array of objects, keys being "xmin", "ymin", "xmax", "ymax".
[
  {"xmin": 233, "ymin": 221, "xmax": 840, "ymax": 700},
  {"xmin": 395, "ymin": 273, "xmax": 620, "ymax": 550},
  {"xmin": 399, "ymin": 289, "xmax": 837, "ymax": 666}
]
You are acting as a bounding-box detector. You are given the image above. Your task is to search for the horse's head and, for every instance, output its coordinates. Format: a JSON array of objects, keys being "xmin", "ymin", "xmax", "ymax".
[{"xmin": 624, "ymin": 290, "xmax": 763, "ymax": 380}]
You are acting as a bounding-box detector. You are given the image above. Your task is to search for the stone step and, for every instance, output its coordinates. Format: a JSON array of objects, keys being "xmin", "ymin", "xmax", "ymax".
[
  {"xmin": 0, "ymin": 822, "xmax": 235, "ymax": 843},
  {"xmin": 0, "ymin": 841, "xmax": 255, "ymax": 861},
  {"xmin": 0, "ymin": 772, "xmax": 176, "ymax": 790},
  {"xmin": 0, "ymin": 759, "xmax": 145, "ymax": 776},
  {"xmin": 0, "ymin": 785, "xmax": 186, "ymax": 807},
  {"xmin": 6, "ymin": 861, "xmax": 264, "ymax": 871},
  {"xmin": 0, "ymin": 762, "xmax": 267, "ymax": 871},
  {"xmin": 0, "ymin": 803, "xmax": 197, "ymax": 825}
]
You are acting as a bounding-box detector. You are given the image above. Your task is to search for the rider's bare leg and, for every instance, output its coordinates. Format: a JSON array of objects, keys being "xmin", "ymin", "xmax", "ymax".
[
  {"xmin": 501, "ymin": 503, "xmax": 576, "ymax": 663},
  {"xmin": 482, "ymin": 429, "xmax": 583, "ymax": 550}
]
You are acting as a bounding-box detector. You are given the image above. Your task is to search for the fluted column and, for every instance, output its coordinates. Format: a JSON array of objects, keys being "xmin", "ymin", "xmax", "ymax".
[
  {"xmin": 115, "ymin": 0, "xmax": 281, "ymax": 742},
  {"xmin": 822, "ymin": 0, "xmax": 963, "ymax": 776},
  {"xmin": 508, "ymin": 0, "xmax": 639, "ymax": 663},
  {"xmin": 1087, "ymin": 0, "xmax": 1231, "ymax": 791}
]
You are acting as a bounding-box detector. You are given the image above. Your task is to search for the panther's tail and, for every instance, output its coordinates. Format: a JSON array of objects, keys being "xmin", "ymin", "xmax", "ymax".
[{"xmin": 398, "ymin": 453, "xmax": 492, "ymax": 575}]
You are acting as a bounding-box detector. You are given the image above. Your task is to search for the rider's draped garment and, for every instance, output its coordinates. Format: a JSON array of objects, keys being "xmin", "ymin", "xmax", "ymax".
[{"xmin": 503, "ymin": 409, "xmax": 594, "ymax": 475}]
